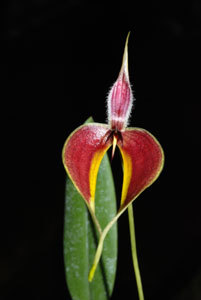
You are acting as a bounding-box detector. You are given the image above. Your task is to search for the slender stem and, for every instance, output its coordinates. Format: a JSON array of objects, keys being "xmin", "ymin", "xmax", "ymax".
[
  {"xmin": 88, "ymin": 212, "xmax": 120, "ymax": 281},
  {"xmin": 90, "ymin": 211, "xmax": 102, "ymax": 236},
  {"xmin": 88, "ymin": 204, "xmax": 140, "ymax": 282},
  {"xmin": 128, "ymin": 204, "xmax": 144, "ymax": 300},
  {"xmin": 87, "ymin": 203, "xmax": 102, "ymax": 236},
  {"xmin": 88, "ymin": 231, "xmax": 105, "ymax": 282}
]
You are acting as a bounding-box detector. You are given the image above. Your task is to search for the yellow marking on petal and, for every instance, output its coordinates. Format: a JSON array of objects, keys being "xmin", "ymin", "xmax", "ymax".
[
  {"xmin": 89, "ymin": 147, "xmax": 110, "ymax": 212},
  {"xmin": 119, "ymin": 148, "xmax": 132, "ymax": 207}
]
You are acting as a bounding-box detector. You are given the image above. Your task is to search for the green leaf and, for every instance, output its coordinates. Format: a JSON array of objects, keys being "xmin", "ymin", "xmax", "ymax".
[{"xmin": 64, "ymin": 117, "xmax": 117, "ymax": 300}]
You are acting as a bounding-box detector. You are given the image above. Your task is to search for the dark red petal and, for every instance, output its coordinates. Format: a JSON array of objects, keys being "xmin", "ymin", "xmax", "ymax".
[
  {"xmin": 118, "ymin": 128, "xmax": 164, "ymax": 209},
  {"xmin": 62, "ymin": 123, "xmax": 112, "ymax": 212}
]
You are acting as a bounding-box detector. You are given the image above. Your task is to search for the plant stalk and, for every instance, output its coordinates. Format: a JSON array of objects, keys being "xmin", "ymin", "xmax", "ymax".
[{"xmin": 128, "ymin": 204, "xmax": 144, "ymax": 300}]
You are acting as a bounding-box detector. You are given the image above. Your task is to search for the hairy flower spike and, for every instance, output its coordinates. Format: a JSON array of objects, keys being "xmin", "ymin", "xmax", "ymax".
[{"xmin": 107, "ymin": 32, "xmax": 134, "ymax": 131}]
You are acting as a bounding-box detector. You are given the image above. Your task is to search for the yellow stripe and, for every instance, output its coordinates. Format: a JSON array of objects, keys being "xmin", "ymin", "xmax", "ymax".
[
  {"xmin": 119, "ymin": 148, "xmax": 132, "ymax": 207},
  {"xmin": 89, "ymin": 147, "xmax": 110, "ymax": 212}
]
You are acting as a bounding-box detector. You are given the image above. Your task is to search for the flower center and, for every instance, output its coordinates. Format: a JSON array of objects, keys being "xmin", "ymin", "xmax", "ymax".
[{"xmin": 103, "ymin": 129, "xmax": 123, "ymax": 160}]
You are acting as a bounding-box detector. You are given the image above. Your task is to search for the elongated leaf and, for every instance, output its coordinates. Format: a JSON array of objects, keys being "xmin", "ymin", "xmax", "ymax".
[{"xmin": 64, "ymin": 117, "xmax": 117, "ymax": 300}]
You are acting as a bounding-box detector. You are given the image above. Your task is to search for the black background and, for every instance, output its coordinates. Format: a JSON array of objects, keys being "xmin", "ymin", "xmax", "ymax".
[{"xmin": 2, "ymin": 0, "xmax": 201, "ymax": 299}]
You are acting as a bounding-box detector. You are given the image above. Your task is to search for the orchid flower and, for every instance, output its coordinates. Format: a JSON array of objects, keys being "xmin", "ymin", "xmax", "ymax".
[{"xmin": 62, "ymin": 33, "xmax": 164, "ymax": 282}]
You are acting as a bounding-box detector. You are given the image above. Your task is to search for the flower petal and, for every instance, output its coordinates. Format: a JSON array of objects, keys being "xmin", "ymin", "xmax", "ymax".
[
  {"xmin": 62, "ymin": 123, "xmax": 112, "ymax": 212},
  {"xmin": 118, "ymin": 128, "xmax": 164, "ymax": 210},
  {"xmin": 107, "ymin": 32, "xmax": 134, "ymax": 131}
]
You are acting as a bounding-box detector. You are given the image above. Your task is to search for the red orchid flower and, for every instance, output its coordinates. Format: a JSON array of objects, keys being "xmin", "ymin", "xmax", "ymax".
[{"xmin": 62, "ymin": 33, "xmax": 164, "ymax": 280}]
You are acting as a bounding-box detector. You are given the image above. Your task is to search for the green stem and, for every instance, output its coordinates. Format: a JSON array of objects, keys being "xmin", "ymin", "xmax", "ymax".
[
  {"xmin": 128, "ymin": 204, "xmax": 144, "ymax": 300},
  {"xmin": 87, "ymin": 203, "xmax": 102, "ymax": 236},
  {"xmin": 88, "ymin": 212, "xmax": 120, "ymax": 281}
]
